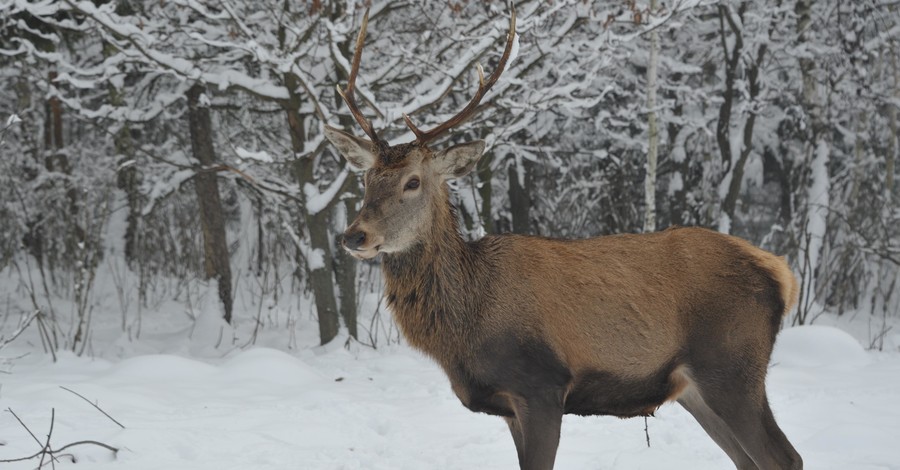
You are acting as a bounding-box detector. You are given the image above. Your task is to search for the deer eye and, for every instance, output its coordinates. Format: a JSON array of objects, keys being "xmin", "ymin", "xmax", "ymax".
[{"xmin": 404, "ymin": 178, "xmax": 420, "ymax": 191}]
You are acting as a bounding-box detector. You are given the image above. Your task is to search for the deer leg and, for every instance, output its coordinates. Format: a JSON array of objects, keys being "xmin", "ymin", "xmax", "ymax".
[
  {"xmin": 700, "ymin": 386, "xmax": 802, "ymax": 470},
  {"xmin": 678, "ymin": 385, "xmax": 758, "ymax": 470},
  {"xmin": 505, "ymin": 417, "xmax": 526, "ymax": 464},
  {"xmin": 507, "ymin": 397, "xmax": 564, "ymax": 470}
]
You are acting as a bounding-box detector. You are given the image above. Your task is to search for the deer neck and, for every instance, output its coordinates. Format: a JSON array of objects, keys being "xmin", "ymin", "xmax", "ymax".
[{"xmin": 381, "ymin": 190, "xmax": 485, "ymax": 353}]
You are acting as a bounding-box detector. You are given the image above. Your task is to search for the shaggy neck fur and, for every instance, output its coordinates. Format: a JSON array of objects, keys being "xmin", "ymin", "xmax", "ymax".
[{"xmin": 381, "ymin": 183, "xmax": 491, "ymax": 356}]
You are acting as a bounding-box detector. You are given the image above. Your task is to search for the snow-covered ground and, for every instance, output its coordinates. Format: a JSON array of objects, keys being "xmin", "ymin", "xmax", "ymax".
[{"xmin": 2, "ymin": 293, "xmax": 900, "ymax": 469}]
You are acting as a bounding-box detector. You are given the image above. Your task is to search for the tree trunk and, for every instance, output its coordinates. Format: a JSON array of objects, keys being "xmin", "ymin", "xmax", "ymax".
[
  {"xmin": 715, "ymin": 4, "xmax": 744, "ymax": 232},
  {"xmin": 334, "ymin": 174, "xmax": 360, "ymax": 340},
  {"xmin": 308, "ymin": 206, "xmax": 340, "ymax": 343},
  {"xmin": 793, "ymin": 0, "xmax": 831, "ymax": 324},
  {"xmin": 643, "ymin": 0, "xmax": 660, "ymax": 233},
  {"xmin": 283, "ymin": 80, "xmax": 341, "ymax": 344},
  {"xmin": 330, "ymin": 17, "xmax": 360, "ymax": 340},
  {"xmin": 102, "ymin": 40, "xmax": 142, "ymax": 267},
  {"xmin": 888, "ymin": 46, "xmax": 898, "ymax": 203},
  {"xmin": 508, "ymin": 156, "xmax": 533, "ymax": 235},
  {"xmin": 186, "ymin": 84, "xmax": 233, "ymax": 324},
  {"xmin": 722, "ymin": 36, "xmax": 769, "ymax": 223},
  {"xmin": 478, "ymin": 150, "xmax": 495, "ymax": 234}
]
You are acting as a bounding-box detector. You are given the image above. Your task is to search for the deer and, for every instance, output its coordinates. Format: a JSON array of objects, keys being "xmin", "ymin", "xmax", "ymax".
[{"xmin": 323, "ymin": 8, "xmax": 803, "ymax": 470}]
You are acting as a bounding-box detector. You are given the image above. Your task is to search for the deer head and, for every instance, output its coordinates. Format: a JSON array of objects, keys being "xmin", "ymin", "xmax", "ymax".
[{"xmin": 324, "ymin": 8, "xmax": 516, "ymax": 259}]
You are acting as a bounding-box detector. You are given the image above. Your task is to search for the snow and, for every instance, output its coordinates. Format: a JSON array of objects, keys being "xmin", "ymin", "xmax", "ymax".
[
  {"xmin": 717, "ymin": 212, "xmax": 731, "ymax": 234},
  {"xmin": 503, "ymin": 32, "xmax": 520, "ymax": 76},
  {"xmin": 2, "ymin": 308, "xmax": 900, "ymax": 469},
  {"xmin": 304, "ymin": 167, "xmax": 350, "ymax": 216},
  {"xmin": 234, "ymin": 146, "xmax": 274, "ymax": 163},
  {"xmin": 771, "ymin": 325, "xmax": 871, "ymax": 368},
  {"xmin": 307, "ymin": 248, "xmax": 326, "ymax": 271},
  {"xmin": 801, "ymin": 140, "xmax": 831, "ymax": 311}
]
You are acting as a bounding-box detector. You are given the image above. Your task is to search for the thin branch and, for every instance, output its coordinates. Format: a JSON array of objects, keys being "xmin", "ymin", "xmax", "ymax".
[
  {"xmin": 53, "ymin": 439, "xmax": 120, "ymax": 455},
  {"xmin": 37, "ymin": 408, "xmax": 55, "ymax": 470},
  {"xmin": 59, "ymin": 387, "xmax": 126, "ymax": 429},
  {"xmin": 6, "ymin": 408, "xmax": 43, "ymax": 448},
  {"xmin": 0, "ymin": 408, "xmax": 118, "ymax": 465},
  {"xmin": 0, "ymin": 440, "xmax": 119, "ymax": 464},
  {"xmin": 0, "ymin": 310, "xmax": 39, "ymax": 350}
]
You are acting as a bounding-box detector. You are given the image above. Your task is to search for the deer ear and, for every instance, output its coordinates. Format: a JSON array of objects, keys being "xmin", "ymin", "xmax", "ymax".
[
  {"xmin": 433, "ymin": 140, "xmax": 486, "ymax": 179},
  {"xmin": 324, "ymin": 125, "xmax": 376, "ymax": 170}
]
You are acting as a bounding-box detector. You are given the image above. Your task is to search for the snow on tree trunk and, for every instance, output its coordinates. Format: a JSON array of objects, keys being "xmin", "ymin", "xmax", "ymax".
[
  {"xmin": 643, "ymin": 0, "xmax": 660, "ymax": 233},
  {"xmin": 334, "ymin": 175, "xmax": 360, "ymax": 340},
  {"xmin": 794, "ymin": 0, "xmax": 831, "ymax": 323},
  {"xmin": 186, "ymin": 84, "xmax": 233, "ymax": 325},
  {"xmin": 801, "ymin": 140, "xmax": 830, "ymax": 313},
  {"xmin": 508, "ymin": 155, "xmax": 533, "ymax": 235},
  {"xmin": 888, "ymin": 48, "xmax": 898, "ymax": 204},
  {"xmin": 284, "ymin": 98, "xmax": 341, "ymax": 345}
]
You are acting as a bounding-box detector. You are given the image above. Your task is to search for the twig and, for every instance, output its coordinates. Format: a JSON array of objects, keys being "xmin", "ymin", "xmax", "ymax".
[
  {"xmin": 59, "ymin": 386, "xmax": 126, "ymax": 429},
  {"xmin": 0, "ymin": 440, "xmax": 119, "ymax": 464},
  {"xmin": 38, "ymin": 408, "xmax": 55, "ymax": 470},
  {"xmin": 1, "ymin": 408, "xmax": 118, "ymax": 465},
  {"xmin": 6, "ymin": 408, "xmax": 43, "ymax": 448},
  {"xmin": 53, "ymin": 439, "xmax": 119, "ymax": 455},
  {"xmin": 0, "ymin": 310, "xmax": 39, "ymax": 350},
  {"xmin": 644, "ymin": 416, "xmax": 651, "ymax": 448}
]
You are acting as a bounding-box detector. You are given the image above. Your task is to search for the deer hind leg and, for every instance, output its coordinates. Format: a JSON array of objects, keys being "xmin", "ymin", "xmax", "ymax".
[
  {"xmin": 692, "ymin": 371, "xmax": 802, "ymax": 470},
  {"xmin": 706, "ymin": 391, "xmax": 802, "ymax": 470},
  {"xmin": 678, "ymin": 384, "xmax": 758, "ymax": 470}
]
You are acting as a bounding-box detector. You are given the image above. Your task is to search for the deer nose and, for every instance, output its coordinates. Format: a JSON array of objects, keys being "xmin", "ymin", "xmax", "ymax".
[{"xmin": 343, "ymin": 229, "xmax": 367, "ymax": 251}]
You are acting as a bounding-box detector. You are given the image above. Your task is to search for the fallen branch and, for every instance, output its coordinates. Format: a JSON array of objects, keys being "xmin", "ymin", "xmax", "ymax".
[
  {"xmin": 0, "ymin": 439, "xmax": 119, "ymax": 464},
  {"xmin": 1, "ymin": 408, "xmax": 118, "ymax": 467}
]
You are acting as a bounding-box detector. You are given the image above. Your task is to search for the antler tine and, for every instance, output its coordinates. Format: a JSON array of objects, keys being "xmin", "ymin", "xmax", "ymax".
[
  {"xmin": 336, "ymin": 9, "xmax": 380, "ymax": 143},
  {"xmin": 403, "ymin": 6, "xmax": 517, "ymax": 145}
]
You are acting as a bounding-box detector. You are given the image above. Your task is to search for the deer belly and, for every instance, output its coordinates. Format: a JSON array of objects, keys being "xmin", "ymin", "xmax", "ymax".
[
  {"xmin": 564, "ymin": 358, "xmax": 686, "ymax": 418},
  {"xmin": 446, "ymin": 334, "xmax": 574, "ymax": 417}
]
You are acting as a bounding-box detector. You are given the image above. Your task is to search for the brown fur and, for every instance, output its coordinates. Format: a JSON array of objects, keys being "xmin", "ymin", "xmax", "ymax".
[{"xmin": 326, "ymin": 130, "xmax": 802, "ymax": 469}]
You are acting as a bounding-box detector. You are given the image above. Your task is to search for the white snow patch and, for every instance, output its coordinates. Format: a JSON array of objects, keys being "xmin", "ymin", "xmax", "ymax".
[
  {"xmin": 234, "ymin": 146, "xmax": 274, "ymax": 163},
  {"xmin": 772, "ymin": 325, "xmax": 870, "ymax": 368},
  {"xmin": 188, "ymin": 284, "xmax": 235, "ymax": 356},
  {"xmin": 307, "ymin": 247, "xmax": 326, "ymax": 271},
  {"xmin": 717, "ymin": 212, "xmax": 731, "ymax": 234},
  {"xmin": 668, "ymin": 171, "xmax": 683, "ymax": 197},
  {"xmin": 219, "ymin": 348, "xmax": 322, "ymax": 387},
  {"xmin": 503, "ymin": 31, "xmax": 520, "ymax": 76},
  {"xmin": 304, "ymin": 167, "xmax": 349, "ymax": 216}
]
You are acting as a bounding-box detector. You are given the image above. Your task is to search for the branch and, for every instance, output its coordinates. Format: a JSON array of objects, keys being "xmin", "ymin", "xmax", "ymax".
[
  {"xmin": 59, "ymin": 387, "xmax": 126, "ymax": 429},
  {"xmin": 63, "ymin": 0, "xmax": 289, "ymax": 103},
  {"xmin": 0, "ymin": 311, "xmax": 38, "ymax": 351},
  {"xmin": 1, "ymin": 408, "xmax": 118, "ymax": 465},
  {"xmin": 0, "ymin": 113, "xmax": 23, "ymax": 146}
]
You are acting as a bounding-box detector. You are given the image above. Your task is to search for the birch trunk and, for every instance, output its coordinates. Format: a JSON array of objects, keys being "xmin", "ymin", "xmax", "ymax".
[
  {"xmin": 888, "ymin": 47, "xmax": 898, "ymax": 203},
  {"xmin": 643, "ymin": 0, "xmax": 660, "ymax": 233},
  {"xmin": 794, "ymin": 0, "xmax": 830, "ymax": 324}
]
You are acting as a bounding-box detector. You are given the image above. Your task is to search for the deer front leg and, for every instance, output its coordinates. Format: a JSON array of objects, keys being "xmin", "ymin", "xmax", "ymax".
[{"xmin": 505, "ymin": 397, "xmax": 564, "ymax": 470}]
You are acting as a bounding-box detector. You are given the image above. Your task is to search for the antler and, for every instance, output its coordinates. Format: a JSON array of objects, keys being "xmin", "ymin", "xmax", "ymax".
[
  {"xmin": 403, "ymin": 6, "xmax": 517, "ymax": 145},
  {"xmin": 336, "ymin": 9, "xmax": 381, "ymax": 144}
]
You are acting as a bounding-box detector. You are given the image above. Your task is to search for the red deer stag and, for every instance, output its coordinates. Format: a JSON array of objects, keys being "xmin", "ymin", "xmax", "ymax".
[{"xmin": 324, "ymin": 8, "xmax": 802, "ymax": 470}]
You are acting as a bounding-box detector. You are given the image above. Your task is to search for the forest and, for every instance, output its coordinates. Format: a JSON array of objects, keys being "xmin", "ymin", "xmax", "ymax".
[{"xmin": 1, "ymin": 0, "xmax": 898, "ymax": 351}]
